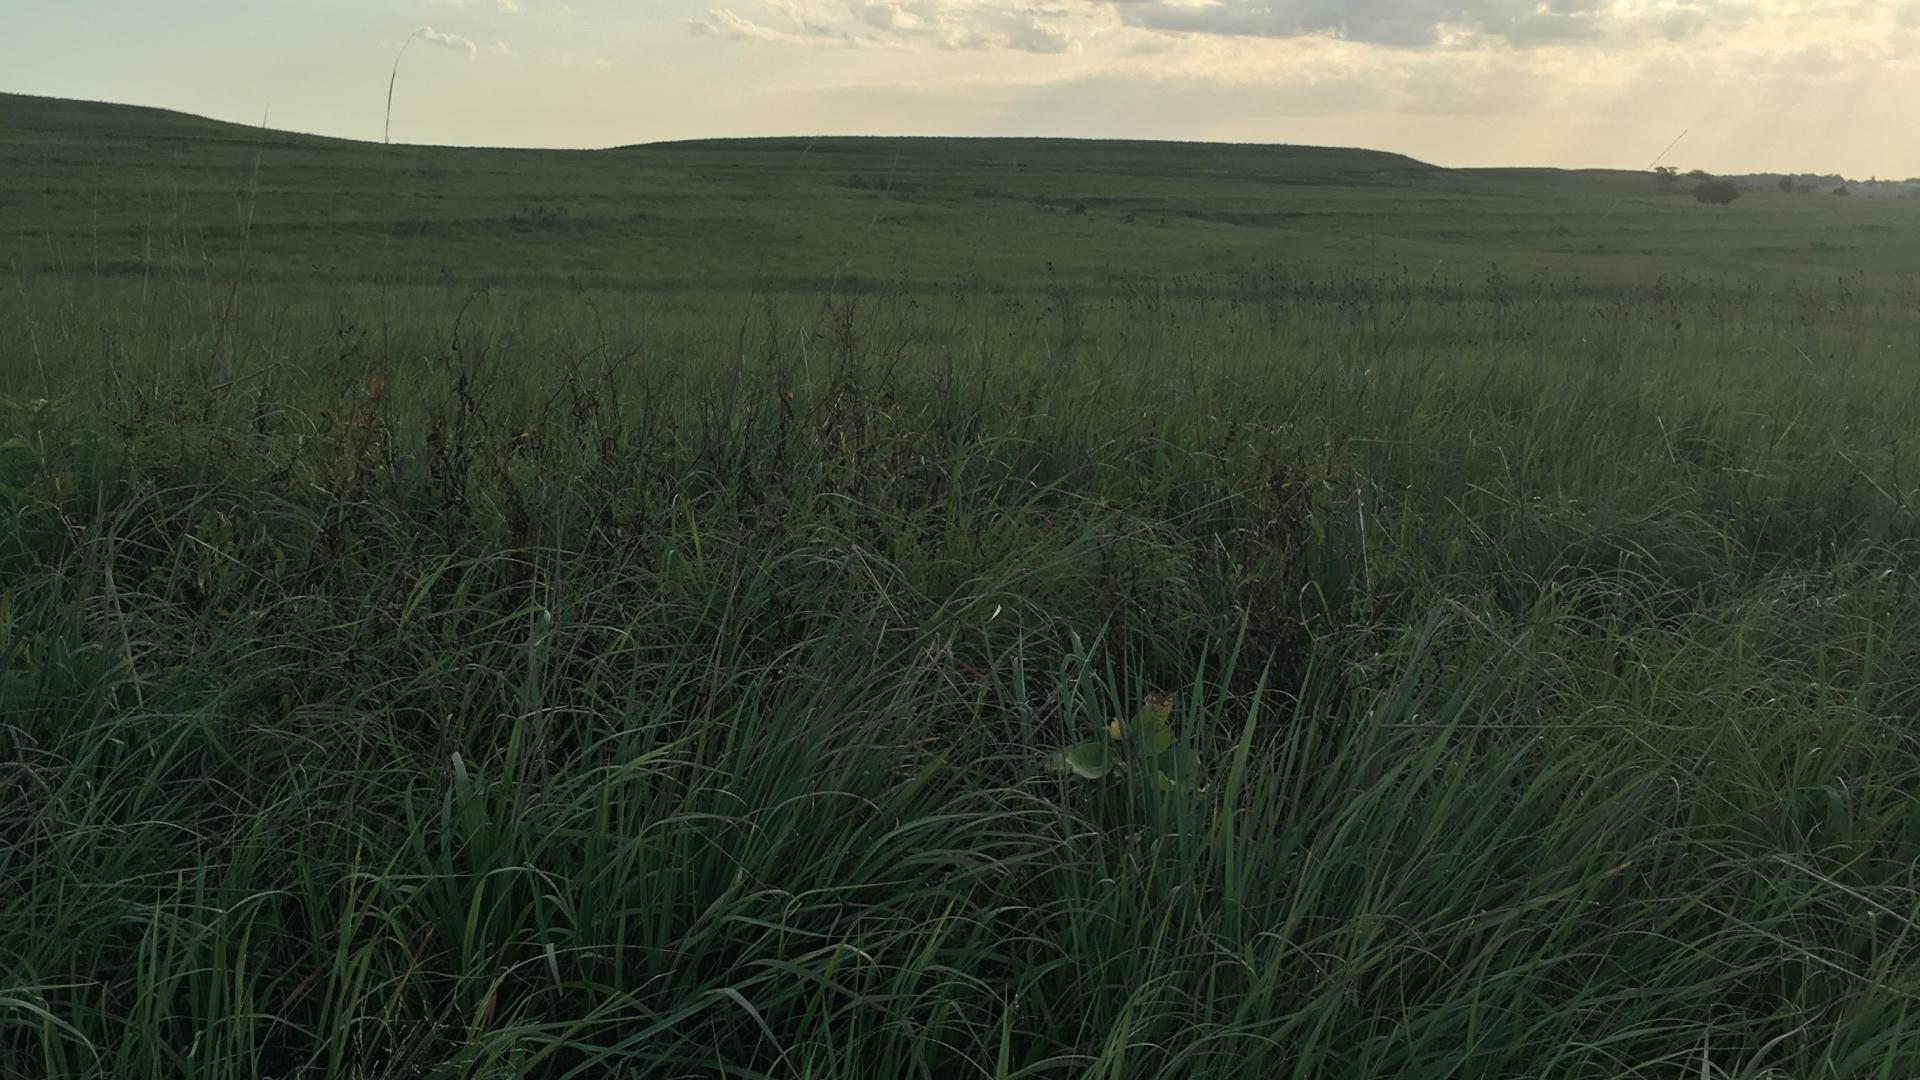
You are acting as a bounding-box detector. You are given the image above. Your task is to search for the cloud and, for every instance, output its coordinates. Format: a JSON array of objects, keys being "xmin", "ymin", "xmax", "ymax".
[
  {"xmin": 677, "ymin": 0, "xmax": 1773, "ymax": 55},
  {"xmin": 1102, "ymin": 0, "xmax": 1655, "ymax": 48},
  {"xmin": 416, "ymin": 26, "xmax": 479, "ymax": 59},
  {"xmin": 1007, "ymin": 16, "xmax": 1077, "ymax": 53},
  {"xmin": 688, "ymin": 1, "xmax": 1090, "ymax": 54},
  {"xmin": 853, "ymin": 2, "xmax": 921, "ymax": 31},
  {"xmin": 687, "ymin": 7, "xmax": 861, "ymax": 44},
  {"xmin": 688, "ymin": 8, "xmax": 786, "ymax": 41}
]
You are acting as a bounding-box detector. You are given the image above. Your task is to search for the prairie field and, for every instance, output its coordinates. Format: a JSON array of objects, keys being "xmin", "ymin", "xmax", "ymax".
[{"xmin": 3, "ymin": 92, "xmax": 1920, "ymax": 1079}]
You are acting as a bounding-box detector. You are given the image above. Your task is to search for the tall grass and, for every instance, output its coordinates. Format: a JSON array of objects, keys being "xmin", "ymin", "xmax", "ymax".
[{"xmin": 3, "ymin": 271, "xmax": 1917, "ymax": 1078}]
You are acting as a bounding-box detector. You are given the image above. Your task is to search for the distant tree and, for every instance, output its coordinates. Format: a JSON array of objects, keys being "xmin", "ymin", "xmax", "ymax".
[
  {"xmin": 1694, "ymin": 180, "xmax": 1741, "ymax": 205},
  {"xmin": 1654, "ymin": 166, "xmax": 1680, "ymax": 188},
  {"xmin": 1832, "ymin": 185, "xmax": 1852, "ymax": 197},
  {"xmin": 1777, "ymin": 176, "xmax": 1795, "ymax": 193},
  {"xmin": 1686, "ymin": 169, "xmax": 1712, "ymax": 180}
]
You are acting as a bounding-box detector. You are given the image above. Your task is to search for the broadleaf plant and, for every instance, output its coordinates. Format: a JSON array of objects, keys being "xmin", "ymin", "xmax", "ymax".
[{"xmin": 1047, "ymin": 693, "xmax": 1204, "ymax": 793}]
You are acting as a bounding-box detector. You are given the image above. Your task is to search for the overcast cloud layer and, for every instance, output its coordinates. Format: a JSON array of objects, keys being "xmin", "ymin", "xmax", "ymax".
[
  {"xmin": 3, "ymin": 0, "xmax": 1916, "ymax": 177},
  {"xmin": 688, "ymin": 0, "xmax": 1731, "ymax": 50}
]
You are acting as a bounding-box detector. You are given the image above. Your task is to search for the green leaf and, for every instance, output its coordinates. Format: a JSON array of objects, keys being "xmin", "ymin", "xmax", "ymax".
[
  {"xmin": 1049, "ymin": 741, "xmax": 1118, "ymax": 780},
  {"xmin": 1136, "ymin": 693, "xmax": 1175, "ymax": 754},
  {"xmin": 1161, "ymin": 746, "xmax": 1202, "ymax": 782}
]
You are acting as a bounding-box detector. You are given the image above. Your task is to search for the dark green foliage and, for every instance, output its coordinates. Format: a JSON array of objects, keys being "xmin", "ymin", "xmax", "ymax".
[{"xmin": 1695, "ymin": 179, "xmax": 1742, "ymax": 205}]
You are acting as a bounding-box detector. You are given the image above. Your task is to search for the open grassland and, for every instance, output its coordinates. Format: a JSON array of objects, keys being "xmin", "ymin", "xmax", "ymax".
[
  {"xmin": 9, "ymin": 91, "xmax": 1920, "ymax": 290},
  {"xmin": 4, "ymin": 94, "xmax": 1920, "ymax": 1079}
]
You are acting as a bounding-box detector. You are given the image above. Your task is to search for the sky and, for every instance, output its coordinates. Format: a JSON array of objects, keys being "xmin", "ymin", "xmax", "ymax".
[{"xmin": 4, "ymin": 1, "xmax": 1917, "ymax": 177}]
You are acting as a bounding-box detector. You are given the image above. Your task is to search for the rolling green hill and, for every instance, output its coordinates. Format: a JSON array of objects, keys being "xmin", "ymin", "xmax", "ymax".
[{"xmin": 6, "ymin": 91, "xmax": 1915, "ymax": 291}]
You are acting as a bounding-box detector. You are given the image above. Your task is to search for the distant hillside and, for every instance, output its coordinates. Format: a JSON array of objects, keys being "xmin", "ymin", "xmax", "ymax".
[
  {"xmin": 0, "ymin": 92, "xmax": 351, "ymax": 149},
  {"xmin": 0, "ymin": 93, "xmax": 1435, "ymax": 175},
  {"xmin": 639, "ymin": 134, "xmax": 1446, "ymax": 185},
  {"xmin": 4, "ymin": 92, "xmax": 1917, "ymax": 290}
]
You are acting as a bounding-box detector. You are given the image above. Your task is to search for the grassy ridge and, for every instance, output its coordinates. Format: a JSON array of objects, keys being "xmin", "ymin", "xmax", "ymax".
[
  {"xmin": 2, "ymin": 97, "xmax": 1920, "ymax": 1078},
  {"xmin": 8, "ymin": 91, "xmax": 1920, "ymax": 290}
]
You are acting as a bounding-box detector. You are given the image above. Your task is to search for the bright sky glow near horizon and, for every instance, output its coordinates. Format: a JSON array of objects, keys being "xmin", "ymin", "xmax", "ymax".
[{"xmin": 4, "ymin": 1, "xmax": 1916, "ymax": 177}]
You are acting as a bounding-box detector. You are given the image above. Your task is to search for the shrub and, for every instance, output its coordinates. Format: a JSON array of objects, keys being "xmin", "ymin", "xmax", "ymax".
[{"xmin": 1694, "ymin": 180, "xmax": 1741, "ymax": 205}]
